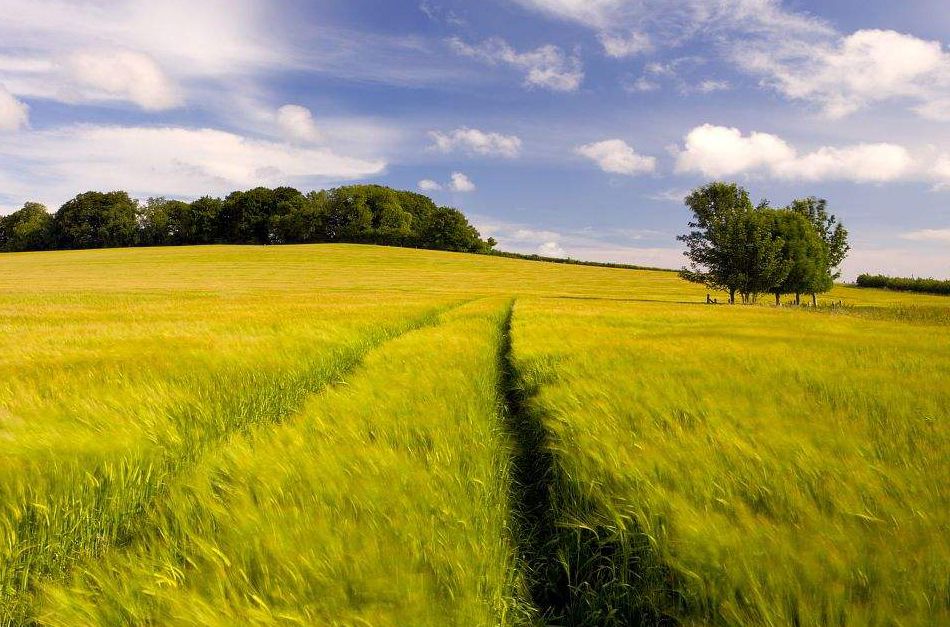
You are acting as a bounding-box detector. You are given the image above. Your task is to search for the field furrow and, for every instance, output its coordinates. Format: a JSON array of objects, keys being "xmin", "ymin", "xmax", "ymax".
[{"xmin": 34, "ymin": 298, "xmax": 531, "ymax": 625}]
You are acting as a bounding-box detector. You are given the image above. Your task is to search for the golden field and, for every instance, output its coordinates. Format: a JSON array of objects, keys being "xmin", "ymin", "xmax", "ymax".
[{"xmin": 0, "ymin": 244, "xmax": 946, "ymax": 625}]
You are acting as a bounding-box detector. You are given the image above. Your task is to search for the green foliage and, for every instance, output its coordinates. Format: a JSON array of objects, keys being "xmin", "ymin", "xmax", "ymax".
[
  {"xmin": 679, "ymin": 182, "xmax": 850, "ymax": 304},
  {"xmin": 1, "ymin": 184, "xmax": 493, "ymax": 255},
  {"xmin": 767, "ymin": 209, "xmax": 827, "ymax": 302},
  {"xmin": 0, "ymin": 202, "xmax": 53, "ymax": 252},
  {"xmin": 54, "ymin": 191, "xmax": 139, "ymax": 249},
  {"xmin": 856, "ymin": 273, "xmax": 950, "ymax": 295}
]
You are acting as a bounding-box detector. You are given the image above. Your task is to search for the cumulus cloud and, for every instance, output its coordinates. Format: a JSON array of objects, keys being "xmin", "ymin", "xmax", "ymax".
[
  {"xmin": 576, "ymin": 139, "xmax": 656, "ymax": 175},
  {"xmin": 276, "ymin": 104, "xmax": 321, "ymax": 143},
  {"xmin": 418, "ymin": 179, "xmax": 442, "ymax": 191},
  {"xmin": 0, "ymin": 84, "xmax": 28, "ymax": 131},
  {"xmin": 449, "ymin": 171, "xmax": 476, "ymax": 192},
  {"xmin": 449, "ymin": 37, "xmax": 583, "ymax": 91},
  {"xmin": 900, "ymin": 229, "xmax": 950, "ymax": 243},
  {"xmin": 512, "ymin": 2, "xmax": 950, "ymax": 119},
  {"xmin": 429, "ymin": 127, "xmax": 523, "ymax": 158},
  {"xmin": 65, "ymin": 50, "xmax": 180, "ymax": 110},
  {"xmin": 0, "ymin": 125, "xmax": 385, "ymax": 205},
  {"xmin": 675, "ymin": 124, "xmax": 917, "ymax": 183},
  {"xmin": 736, "ymin": 29, "xmax": 950, "ymax": 119},
  {"xmin": 599, "ymin": 31, "xmax": 653, "ymax": 58}
]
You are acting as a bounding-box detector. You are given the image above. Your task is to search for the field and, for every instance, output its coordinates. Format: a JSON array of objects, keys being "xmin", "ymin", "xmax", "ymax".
[{"xmin": 0, "ymin": 244, "xmax": 947, "ymax": 625}]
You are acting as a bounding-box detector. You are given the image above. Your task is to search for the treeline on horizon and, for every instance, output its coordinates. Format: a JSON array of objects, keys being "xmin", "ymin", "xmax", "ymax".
[
  {"xmin": 679, "ymin": 182, "xmax": 850, "ymax": 305},
  {"xmin": 855, "ymin": 274, "xmax": 950, "ymax": 296},
  {"xmin": 0, "ymin": 184, "xmax": 496, "ymax": 255}
]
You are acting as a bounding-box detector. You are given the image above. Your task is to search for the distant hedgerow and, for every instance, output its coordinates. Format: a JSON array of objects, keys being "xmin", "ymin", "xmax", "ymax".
[{"xmin": 855, "ymin": 273, "xmax": 950, "ymax": 295}]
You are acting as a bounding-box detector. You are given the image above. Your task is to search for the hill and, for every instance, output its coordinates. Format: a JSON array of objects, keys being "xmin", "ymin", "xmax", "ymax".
[{"xmin": 0, "ymin": 244, "xmax": 947, "ymax": 625}]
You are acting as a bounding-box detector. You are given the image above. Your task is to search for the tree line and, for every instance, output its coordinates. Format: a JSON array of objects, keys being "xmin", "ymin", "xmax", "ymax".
[
  {"xmin": 0, "ymin": 185, "xmax": 496, "ymax": 255},
  {"xmin": 679, "ymin": 182, "xmax": 850, "ymax": 305},
  {"xmin": 856, "ymin": 274, "xmax": 950, "ymax": 296}
]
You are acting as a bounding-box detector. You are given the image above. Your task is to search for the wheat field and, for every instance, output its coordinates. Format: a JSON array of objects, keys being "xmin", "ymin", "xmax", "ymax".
[{"xmin": 0, "ymin": 244, "xmax": 946, "ymax": 625}]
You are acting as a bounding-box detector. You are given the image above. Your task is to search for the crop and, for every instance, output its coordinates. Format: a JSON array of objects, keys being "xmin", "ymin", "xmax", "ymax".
[
  {"xmin": 0, "ymin": 244, "xmax": 946, "ymax": 625},
  {"xmin": 509, "ymin": 298, "xmax": 949, "ymax": 625}
]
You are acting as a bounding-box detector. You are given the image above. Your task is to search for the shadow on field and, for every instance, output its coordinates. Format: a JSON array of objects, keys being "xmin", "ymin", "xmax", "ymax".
[{"xmin": 498, "ymin": 302, "xmax": 692, "ymax": 626}]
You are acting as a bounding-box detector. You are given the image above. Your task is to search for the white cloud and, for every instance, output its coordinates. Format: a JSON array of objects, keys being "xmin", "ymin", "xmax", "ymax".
[
  {"xmin": 931, "ymin": 155, "xmax": 950, "ymax": 190},
  {"xmin": 736, "ymin": 29, "xmax": 950, "ymax": 119},
  {"xmin": 648, "ymin": 188, "xmax": 691, "ymax": 203},
  {"xmin": 695, "ymin": 79, "xmax": 730, "ymax": 93},
  {"xmin": 537, "ymin": 241, "xmax": 567, "ymax": 257},
  {"xmin": 511, "ymin": 2, "xmax": 950, "ymax": 120},
  {"xmin": 0, "ymin": 125, "xmax": 385, "ymax": 206},
  {"xmin": 449, "ymin": 37, "xmax": 583, "ymax": 92},
  {"xmin": 511, "ymin": 0, "xmax": 831, "ymax": 39},
  {"xmin": 449, "ymin": 171, "xmax": 476, "ymax": 192},
  {"xmin": 276, "ymin": 104, "xmax": 321, "ymax": 144},
  {"xmin": 900, "ymin": 229, "xmax": 950, "ymax": 243},
  {"xmin": 475, "ymin": 215, "xmax": 685, "ymax": 268},
  {"xmin": 675, "ymin": 124, "xmax": 916, "ymax": 183},
  {"xmin": 599, "ymin": 31, "xmax": 653, "ymax": 58},
  {"xmin": 623, "ymin": 76, "xmax": 660, "ymax": 93},
  {"xmin": 418, "ymin": 179, "xmax": 442, "ymax": 191},
  {"xmin": 65, "ymin": 50, "xmax": 180, "ymax": 110},
  {"xmin": 576, "ymin": 139, "xmax": 656, "ymax": 175},
  {"xmin": 429, "ymin": 127, "xmax": 523, "ymax": 158},
  {"xmin": 0, "ymin": 0, "xmax": 283, "ymax": 110},
  {"xmin": 0, "ymin": 84, "xmax": 28, "ymax": 131}
]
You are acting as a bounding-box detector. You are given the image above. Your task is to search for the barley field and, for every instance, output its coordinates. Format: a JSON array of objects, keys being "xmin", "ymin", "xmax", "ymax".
[{"xmin": 1, "ymin": 244, "xmax": 947, "ymax": 625}]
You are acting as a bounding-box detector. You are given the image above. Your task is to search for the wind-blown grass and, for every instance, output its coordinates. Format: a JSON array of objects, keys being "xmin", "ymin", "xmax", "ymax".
[
  {"xmin": 1, "ymin": 244, "xmax": 947, "ymax": 625},
  {"xmin": 36, "ymin": 299, "xmax": 529, "ymax": 625},
  {"xmin": 509, "ymin": 298, "xmax": 949, "ymax": 625}
]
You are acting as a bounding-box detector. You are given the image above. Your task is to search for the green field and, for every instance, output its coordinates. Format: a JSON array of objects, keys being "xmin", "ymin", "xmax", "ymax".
[{"xmin": 1, "ymin": 244, "xmax": 947, "ymax": 625}]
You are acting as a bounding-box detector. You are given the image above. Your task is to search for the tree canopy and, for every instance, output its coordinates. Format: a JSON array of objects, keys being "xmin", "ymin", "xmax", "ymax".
[
  {"xmin": 0, "ymin": 184, "xmax": 494, "ymax": 255},
  {"xmin": 678, "ymin": 182, "xmax": 849, "ymax": 304}
]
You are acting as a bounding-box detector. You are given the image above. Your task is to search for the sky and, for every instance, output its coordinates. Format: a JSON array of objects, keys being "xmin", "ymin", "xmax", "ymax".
[{"xmin": 0, "ymin": 0, "xmax": 947, "ymax": 278}]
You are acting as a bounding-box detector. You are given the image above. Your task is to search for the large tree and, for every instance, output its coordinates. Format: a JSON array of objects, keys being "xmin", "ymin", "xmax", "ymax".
[
  {"xmin": 0, "ymin": 202, "xmax": 53, "ymax": 252},
  {"xmin": 678, "ymin": 182, "xmax": 758, "ymax": 303},
  {"xmin": 766, "ymin": 209, "xmax": 826, "ymax": 305},
  {"xmin": 787, "ymin": 197, "xmax": 849, "ymax": 304},
  {"xmin": 54, "ymin": 191, "xmax": 139, "ymax": 249}
]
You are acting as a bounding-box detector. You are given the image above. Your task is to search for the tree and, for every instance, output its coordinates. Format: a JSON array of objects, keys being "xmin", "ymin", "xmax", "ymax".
[
  {"xmin": 730, "ymin": 207, "xmax": 791, "ymax": 304},
  {"xmin": 2, "ymin": 184, "xmax": 495, "ymax": 256},
  {"xmin": 188, "ymin": 196, "xmax": 223, "ymax": 244},
  {"xmin": 319, "ymin": 187, "xmax": 374, "ymax": 242},
  {"xmin": 678, "ymin": 182, "xmax": 756, "ymax": 303},
  {"xmin": 765, "ymin": 210, "xmax": 825, "ymax": 305},
  {"xmin": 788, "ymin": 197, "xmax": 849, "ymax": 304},
  {"xmin": 54, "ymin": 191, "xmax": 139, "ymax": 249},
  {"xmin": 0, "ymin": 202, "xmax": 53, "ymax": 252},
  {"xmin": 421, "ymin": 207, "xmax": 487, "ymax": 253}
]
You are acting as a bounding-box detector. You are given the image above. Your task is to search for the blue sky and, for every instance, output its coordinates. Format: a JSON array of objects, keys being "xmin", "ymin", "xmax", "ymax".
[{"xmin": 0, "ymin": 0, "xmax": 947, "ymax": 278}]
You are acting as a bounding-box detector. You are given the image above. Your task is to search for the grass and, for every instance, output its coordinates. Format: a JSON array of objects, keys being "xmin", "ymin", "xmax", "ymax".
[
  {"xmin": 0, "ymin": 244, "xmax": 947, "ymax": 625},
  {"xmin": 509, "ymin": 298, "xmax": 949, "ymax": 625}
]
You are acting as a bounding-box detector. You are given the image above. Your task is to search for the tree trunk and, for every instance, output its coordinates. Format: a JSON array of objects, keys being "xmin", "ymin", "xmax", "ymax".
[
  {"xmin": 729, "ymin": 289, "xmax": 736, "ymax": 304},
  {"xmin": 795, "ymin": 293, "xmax": 800, "ymax": 305},
  {"xmin": 812, "ymin": 293, "xmax": 817, "ymax": 307},
  {"xmin": 775, "ymin": 293, "xmax": 780, "ymax": 306}
]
